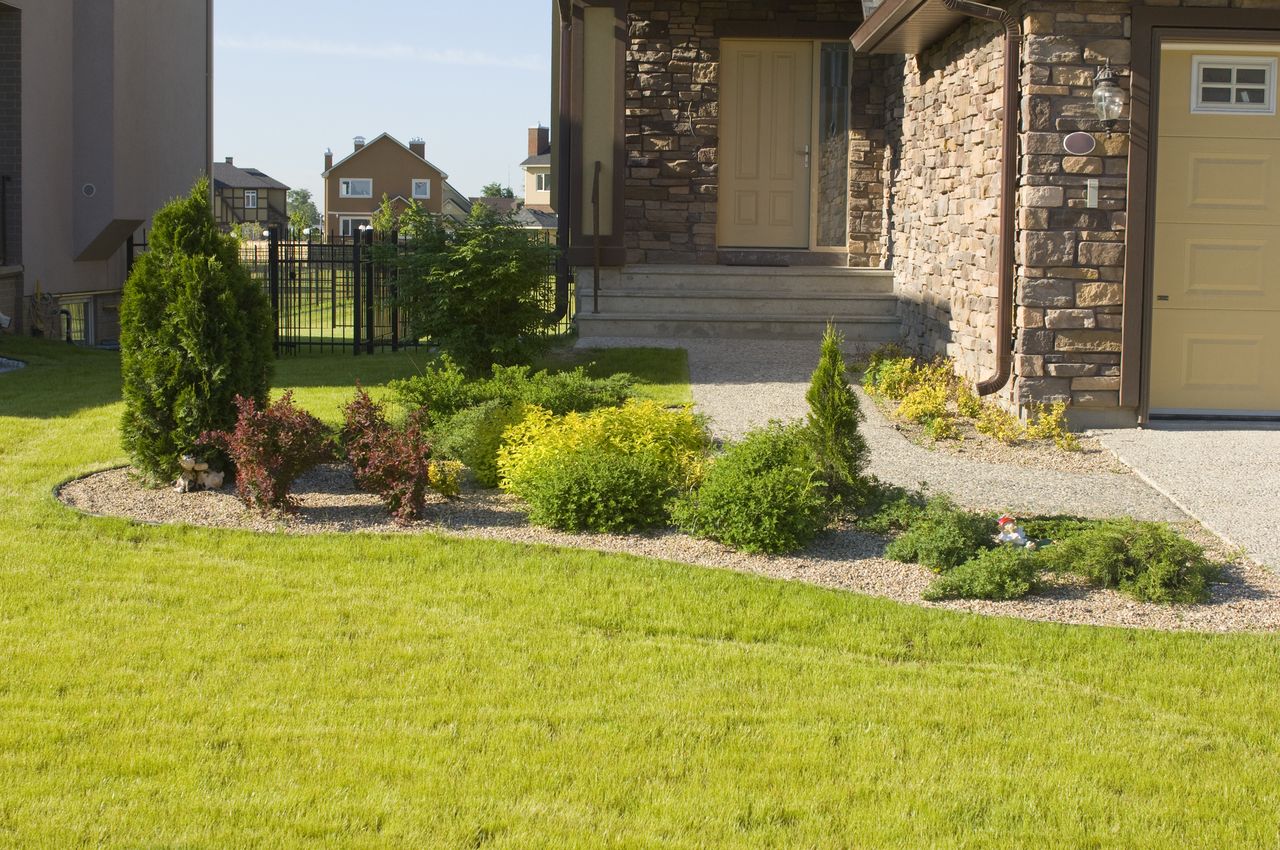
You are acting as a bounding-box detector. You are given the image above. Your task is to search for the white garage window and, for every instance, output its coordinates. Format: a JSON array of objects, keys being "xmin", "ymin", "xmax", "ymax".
[{"xmin": 1192, "ymin": 56, "xmax": 1277, "ymax": 115}]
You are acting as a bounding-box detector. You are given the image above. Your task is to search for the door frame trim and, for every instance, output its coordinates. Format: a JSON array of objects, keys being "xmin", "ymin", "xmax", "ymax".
[{"xmin": 1128, "ymin": 6, "xmax": 1280, "ymax": 422}]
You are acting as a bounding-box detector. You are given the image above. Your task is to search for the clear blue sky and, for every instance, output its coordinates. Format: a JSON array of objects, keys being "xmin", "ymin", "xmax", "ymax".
[{"xmin": 213, "ymin": 0, "xmax": 552, "ymax": 201}]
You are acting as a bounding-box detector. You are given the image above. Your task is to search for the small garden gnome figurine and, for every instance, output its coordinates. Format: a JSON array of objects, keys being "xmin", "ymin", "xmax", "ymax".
[{"xmin": 996, "ymin": 514, "xmax": 1030, "ymax": 547}]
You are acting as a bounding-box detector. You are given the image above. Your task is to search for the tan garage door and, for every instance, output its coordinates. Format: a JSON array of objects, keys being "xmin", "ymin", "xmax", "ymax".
[{"xmin": 1151, "ymin": 44, "xmax": 1280, "ymax": 415}]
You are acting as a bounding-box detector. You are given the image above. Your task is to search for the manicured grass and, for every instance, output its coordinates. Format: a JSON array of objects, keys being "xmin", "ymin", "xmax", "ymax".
[{"xmin": 1, "ymin": 336, "xmax": 1279, "ymax": 848}]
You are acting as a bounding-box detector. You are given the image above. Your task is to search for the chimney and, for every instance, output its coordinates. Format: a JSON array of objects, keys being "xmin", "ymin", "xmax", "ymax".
[
  {"xmin": 324, "ymin": 148, "xmax": 333, "ymax": 171},
  {"xmin": 224, "ymin": 156, "xmax": 234, "ymax": 166},
  {"xmin": 353, "ymin": 136, "xmax": 366, "ymax": 152},
  {"xmin": 409, "ymin": 137, "xmax": 426, "ymax": 159},
  {"xmin": 529, "ymin": 126, "xmax": 550, "ymax": 157}
]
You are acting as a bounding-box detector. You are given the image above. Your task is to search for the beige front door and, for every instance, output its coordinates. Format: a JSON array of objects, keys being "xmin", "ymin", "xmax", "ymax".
[
  {"xmin": 719, "ymin": 40, "xmax": 813, "ymax": 249},
  {"xmin": 1151, "ymin": 44, "xmax": 1280, "ymax": 414}
]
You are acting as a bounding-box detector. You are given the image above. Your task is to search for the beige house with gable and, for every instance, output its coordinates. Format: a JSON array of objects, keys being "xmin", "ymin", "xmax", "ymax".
[{"xmin": 321, "ymin": 134, "xmax": 447, "ymax": 239}]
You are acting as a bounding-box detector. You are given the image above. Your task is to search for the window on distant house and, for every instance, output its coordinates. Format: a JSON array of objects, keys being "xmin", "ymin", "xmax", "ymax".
[
  {"xmin": 1193, "ymin": 56, "xmax": 1277, "ymax": 114},
  {"xmin": 535, "ymin": 172, "xmax": 550, "ymax": 192},
  {"xmin": 339, "ymin": 217, "xmax": 372, "ymax": 237},
  {"xmin": 244, "ymin": 189, "xmax": 258, "ymax": 209},
  {"xmin": 412, "ymin": 179, "xmax": 432, "ymax": 199},
  {"xmin": 60, "ymin": 298, "xmax": 91, "ymax": 345},
  {"xmin": 340, "ymin": 178, "xmax": 373, "ymax": 198}
]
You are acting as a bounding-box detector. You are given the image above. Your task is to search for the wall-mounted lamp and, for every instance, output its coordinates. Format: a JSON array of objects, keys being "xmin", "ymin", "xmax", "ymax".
[{"xmin": 1092, "ymin": 61, "xmax": 1127, "ymax": 134}]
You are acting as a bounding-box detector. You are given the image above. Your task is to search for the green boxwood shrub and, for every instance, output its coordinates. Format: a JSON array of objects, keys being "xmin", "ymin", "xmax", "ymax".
[
  {"xmin": 390, "ymin": 355, "xmax": 634, "ymax": 422},
  {"xmin": 855, "ymin": 482, "xmax": 928, "ymax": 535},
  {"xmin": 924, "ymin": 546, "xmax": 1041, "ymax": 601},
  {"xmin": 120, "ymin": 178, "xmax": 273, "ymax": 482},
  {"xmin": 1038, "ymin": 519, "xmax": 1218, "ymax": 604},
  {"xmin": 673, "ymin": 423, "xmax": 829, "ymax": 555},
  {"xmin": 883, "ymin": 496, "xmax": 996, "ymax": 572},
  {"xmin": 431, "ymin": 399, "xmax": 528, "ymax": 488},
  {"xmin": 514, "ymin": 448, "xmax": 673, "ymax": 533}
]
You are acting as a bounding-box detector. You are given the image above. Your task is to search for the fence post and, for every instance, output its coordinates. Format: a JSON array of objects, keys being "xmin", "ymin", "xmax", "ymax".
[
  {"xmin": 267, "ymin": 224, "xmax": 281, "ymax": 357},
  {"xmin": 352, "ymin": 231, "xmax": 362, "ymax": 356},
  {"xmin": 364, "ymin": 227, "xmax": 375, "ymax": 355},
  {"xmin": 389, "ymin": 230, "xmax": 400, "ymax": 353}
]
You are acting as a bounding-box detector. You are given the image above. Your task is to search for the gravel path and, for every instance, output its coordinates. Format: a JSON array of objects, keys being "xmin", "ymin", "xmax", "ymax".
[
  {"xmin": 58, "ymin": 465, "xmax": 1280, "ymax": 633},
  {"xmin": 0, "ymin": 356, "xmax": 24, "ymax": 374},
  {"xmin": 580, "ymin": 338, "xmax": 1185, "ymax": 521},
  {"xmin": 1098, "ymin": 423, "xmax": 1280, "ymax": 570}
]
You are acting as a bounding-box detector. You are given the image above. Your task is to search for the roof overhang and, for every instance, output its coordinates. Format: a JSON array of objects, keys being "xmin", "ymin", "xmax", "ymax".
[{"xmin": 851, "ymin": 0, "xmax": 967, "ymax": 54}]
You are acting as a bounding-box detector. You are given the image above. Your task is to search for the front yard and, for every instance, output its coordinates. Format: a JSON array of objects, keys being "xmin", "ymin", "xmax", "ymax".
[{"xmin": 2, "ymin": 337, "xmax": 1280, "ymax": 847}]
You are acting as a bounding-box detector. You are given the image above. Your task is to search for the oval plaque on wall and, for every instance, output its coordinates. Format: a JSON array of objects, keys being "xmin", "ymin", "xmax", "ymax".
[{"xmin": 1063, "ymin": 131, "xmax": 1098, "ymax": 156}]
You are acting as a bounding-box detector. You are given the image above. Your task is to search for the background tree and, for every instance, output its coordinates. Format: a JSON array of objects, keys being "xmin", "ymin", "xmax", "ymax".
[
  {"xmin": 396, "ymin": 204, "xmax": 553, "ymax": 372},
  {"xmin": 119, "ymin": 178, "xmax": 273, "ymax": 482},
  {"xmin": 480, "ymin": 182, "xmax": 515, "ymax": 199},
  {"xmin": 287, "ymin": 188, "xmax": 321, "ymax": 237}
]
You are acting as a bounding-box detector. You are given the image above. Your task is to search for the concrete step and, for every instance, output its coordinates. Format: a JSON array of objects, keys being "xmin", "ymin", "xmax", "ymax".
[
  {"xmin": 591, "ymin": 289, "xmax": 899, "ymax": 319},
  {"xmin": 608, "ymin": 264, "xmax": 894, "ymax": 295},
  {"xmin": 576, "ymin": 313, "xmax": 903, "ymax": 342}
]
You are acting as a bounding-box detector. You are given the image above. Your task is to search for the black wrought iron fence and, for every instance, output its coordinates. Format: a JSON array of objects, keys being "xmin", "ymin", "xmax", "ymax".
[{"xmin": 239, "ymin": 229, "xmax": 572, "ymax": 357}]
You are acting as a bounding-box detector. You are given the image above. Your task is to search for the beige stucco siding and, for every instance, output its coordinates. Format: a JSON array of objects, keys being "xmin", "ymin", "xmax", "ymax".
[{"xmin": 11, "ymin": 0, "xmax": 210, "ymax": 303}]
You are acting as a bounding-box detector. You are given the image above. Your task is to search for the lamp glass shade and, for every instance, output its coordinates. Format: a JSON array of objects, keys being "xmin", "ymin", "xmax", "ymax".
[{"xmin": 1093, "ymin": 80, "xmax": 1126, "ymax": 124}]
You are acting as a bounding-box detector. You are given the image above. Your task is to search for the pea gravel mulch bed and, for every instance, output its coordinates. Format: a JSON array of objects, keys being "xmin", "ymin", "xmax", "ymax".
[{"xmin": 59, "ymin": 464, "xmax": 1280, "ymax": 634}]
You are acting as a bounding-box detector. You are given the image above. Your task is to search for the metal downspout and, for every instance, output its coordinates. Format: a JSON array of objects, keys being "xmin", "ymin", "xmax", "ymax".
[
  {"xmin": 941, "ymin": 0, "xmax": 1021, "ymax": 396},
  {"xmin": 550, "ymin": 0, "xmax": 574, "ymax": 323}
]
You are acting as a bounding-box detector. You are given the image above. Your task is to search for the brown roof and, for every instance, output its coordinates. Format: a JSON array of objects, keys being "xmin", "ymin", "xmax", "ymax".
[
  {"xmin": 470, "ymin": 196, "xmax": 520, "ymax": 214},
  {"xmin": 851, "ymin": 0, "xmax": 968, "ymax": 54}
]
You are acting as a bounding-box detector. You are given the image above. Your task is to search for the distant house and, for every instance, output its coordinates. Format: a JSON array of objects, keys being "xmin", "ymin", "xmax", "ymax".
[
  {"xmin": 212, "ymin": 158, "xmax": 289, "ymax": 236},
  {"xmin": 521, "ymin": 126, "xmax": 553, "ymax": 209},
  {"xmin": 321, "ymin": 134, "xmax": 447, "ymax": 238},
  {"xmin": 442, "ymin": 181, "xmax": 473, "ymax": 223}
]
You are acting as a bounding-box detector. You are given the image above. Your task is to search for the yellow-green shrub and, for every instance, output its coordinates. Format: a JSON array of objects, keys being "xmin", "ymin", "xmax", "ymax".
[
  {"xmin": 497, "ymin": 400, "xmax": 710, "ymax": 532},
  {"xmin": 975, "ymin": 402, "xmax": 1024, "ymax": 444},
  {"xmin": 897, "ymin": 383, "xmax": 949, "ymax": 424},
  {"xmin": 955, "ymin": 381, "xmax": 983, "ymax": 419},
  {"xmin": 1025, "ymin": 401, "xmax": 1081, "ymax": 452},
  {"xmin": 864, "ymin": 355, "xmax": 919, "ymax": 399},
  {"xmin": 925, "ymin": 416, "xmax": 962, "ymax": 441}
]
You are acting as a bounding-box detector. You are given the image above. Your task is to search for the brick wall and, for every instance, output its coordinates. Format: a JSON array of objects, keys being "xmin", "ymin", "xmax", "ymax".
[
  {"xmin": 624, "ymin": 1, "xmax": 863, "ymax": 265},
  {"xmin": 0, "ymin": 3, "xmax": 20, "ymax": 269}
]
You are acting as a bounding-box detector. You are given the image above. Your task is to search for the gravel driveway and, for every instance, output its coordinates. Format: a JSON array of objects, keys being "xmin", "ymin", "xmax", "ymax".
[
  {"xmin": 580, "ymin": 338, "xmax": 1185, "ymax": 521},
  {"xmin": 1098, "ymin": 423, "xmax": 1280, "ymax": 570}
]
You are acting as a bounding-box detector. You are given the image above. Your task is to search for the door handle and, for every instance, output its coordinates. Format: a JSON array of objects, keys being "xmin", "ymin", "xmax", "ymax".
[{"xmin": 798, "ymin": 145, "xmax": 810, "ymax": 169}]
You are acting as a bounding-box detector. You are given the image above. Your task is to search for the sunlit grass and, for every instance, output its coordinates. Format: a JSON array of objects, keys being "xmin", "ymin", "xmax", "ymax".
[{"xmin": 0, "ymin": 336, "xmax": 1278, "ymax": 848}]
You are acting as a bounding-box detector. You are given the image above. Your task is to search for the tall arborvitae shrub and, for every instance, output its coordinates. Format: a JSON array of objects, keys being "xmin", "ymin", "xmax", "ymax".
[
  {"xmin": 120, "ymin": 178, "xmax": 273, "ymax": 482},
  {"xmin": 805, "ymin": 323, "xmax": 870, "ymax": 507}
]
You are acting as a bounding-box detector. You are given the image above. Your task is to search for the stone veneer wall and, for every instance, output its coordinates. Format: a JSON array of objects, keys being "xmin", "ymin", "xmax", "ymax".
[
  {"xmin": 884, "ymin": 17, "xmax": 1008, "ymax": 392},
  {"xmin": 624, "ymin": 1, "xmax": 871, "ymax": 265}
]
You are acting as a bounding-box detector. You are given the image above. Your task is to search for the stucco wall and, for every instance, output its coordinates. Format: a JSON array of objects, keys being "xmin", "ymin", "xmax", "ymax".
[{"xmin": 10, "ymin": 0, "xmax": 209, "ymax": 318}]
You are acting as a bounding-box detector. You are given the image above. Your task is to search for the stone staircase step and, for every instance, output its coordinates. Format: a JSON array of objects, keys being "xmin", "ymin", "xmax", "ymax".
[
  {"xmin": 591, "ymin": 289, "xmax": 899, "ymax": 319},
  {"xmin": 576, "ymin": 313, "xmax": 903, "ymax": 342}
]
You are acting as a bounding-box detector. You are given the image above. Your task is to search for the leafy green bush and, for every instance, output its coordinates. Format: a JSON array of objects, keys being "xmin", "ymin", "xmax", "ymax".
[
  {"xmin": 431, "ymin": 400, "xmax": 528, "ymax": 488},
  {"xmin": 498, "ymin": 401, "xmax": 709, "ymax": 533},
  {"xmin": 897, "ymin": 383, "xmax": 949, "ymax": 424},
  {"xmin": 855, "ymin": 482, "xmax": 928, "ymax": 535},
  {"xmin": 884, "ymin": 496, "xmax": 997, "ymax": 572},
  {"xmin": 673, "ymin": 423, "xmax": 829, "ymax": 554},
  {"xmin": 395, "ymin": 203, "xmax": 557, "ymax": 371},
  {"xmin": 804, "ymin": 325, "xmax": 869, "ymax": 507},
  {"xmin": 1038, "ymin": 520, "xmax": 1218, "ymax": 603},
  {"xmin": 924, "ymin": 546, "xmax": 1042, "ymax": 601},
  {"xmin": 924, "ymin": 416, "xmax": 961, "ymax": 441},
  {"xmin": 955, "ymin": 381, "xmax": 983, "ymax": 419},
  {"xmin": 863, "ymin": 355, "xmax": 918, "ymax": 399},
  {"xmin": 391, "ymin": 356, "xmax": 634, "ymax": 422},
  {"xmin": 1025, "ymin": 401, "xmax": 1081, "ymax": 452},
  {"xmin": 120, "ymin": 178, "xmax": 273, "ymax": 481}
]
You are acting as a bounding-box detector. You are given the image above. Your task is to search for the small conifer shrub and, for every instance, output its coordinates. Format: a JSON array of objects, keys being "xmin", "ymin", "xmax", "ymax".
[
  {"xmin": 804, "ymin": 324, "xmax": 870, "ymax": 507},
  {"xmin": 120, "ymin": 178, "xmax": 273, "ymax": 482}
]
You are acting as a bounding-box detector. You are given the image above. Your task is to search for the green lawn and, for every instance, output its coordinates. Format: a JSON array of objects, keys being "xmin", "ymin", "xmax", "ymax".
[{"xmin": 1, "ymin": 336, "xmax": 1278, "ymax": 848}]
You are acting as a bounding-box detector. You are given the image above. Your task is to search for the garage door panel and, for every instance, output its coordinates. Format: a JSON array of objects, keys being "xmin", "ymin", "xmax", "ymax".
[
  {"xmin": 1155, "ymin": 137, "xmax": 1280, "ymax": 224},
  {"xmin": 1160, "ymin": 48, "xmax": 1280, "ymax": 140},
  {"xmin": 1152, "ymin": 223, "xmax": 1280, "ymax": 310},
  {"xmin": 1150, "ymin": 310, "xmax": 1280, "ymax": 413}
]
